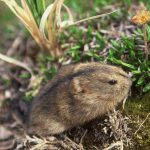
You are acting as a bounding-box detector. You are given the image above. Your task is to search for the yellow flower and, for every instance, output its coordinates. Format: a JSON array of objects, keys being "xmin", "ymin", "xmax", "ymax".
[{"xmin": 131, "ymin": 10, "xmax": 150, "ymax": 24}]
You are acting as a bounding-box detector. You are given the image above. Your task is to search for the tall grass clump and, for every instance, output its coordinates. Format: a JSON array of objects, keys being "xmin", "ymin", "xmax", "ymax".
[{"xmin": 0, "ymin": 0, "xmax": 117, "ymax": 57}]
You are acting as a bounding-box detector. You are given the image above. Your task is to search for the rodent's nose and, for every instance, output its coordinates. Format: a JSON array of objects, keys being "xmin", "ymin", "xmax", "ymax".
[
  {"xmin": 128, "ymin": 72, "xmax": 133, "ymax": 78},
  {"xmin": 0, "ymin": 126, "xmax": 15, "ymax": 150}
]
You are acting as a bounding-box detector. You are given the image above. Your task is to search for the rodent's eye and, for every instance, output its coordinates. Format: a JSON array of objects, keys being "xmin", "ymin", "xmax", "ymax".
[{"xmin": 108, "ymin": 80, "xmax": 117, "ymax": 85}]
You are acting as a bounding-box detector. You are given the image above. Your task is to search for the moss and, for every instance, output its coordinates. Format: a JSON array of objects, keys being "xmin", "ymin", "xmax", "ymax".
[{"xmin": 125, "ymin": 92, "xmax": 150, "ymax": 148}]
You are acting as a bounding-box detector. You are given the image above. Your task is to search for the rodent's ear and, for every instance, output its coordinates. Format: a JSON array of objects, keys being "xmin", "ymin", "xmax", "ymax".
[
  {"xmin": 70, "ymin": 77, "xmax": 86, "ymax": 94},
  {"xmin": 72, "ymin": 77, "xmax": 83, "ymax": 93}
]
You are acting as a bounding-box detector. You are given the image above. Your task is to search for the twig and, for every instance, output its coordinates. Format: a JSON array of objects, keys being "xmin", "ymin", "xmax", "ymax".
[
  {"xmin": 143, "ymin": 24, "xmax": 148, "ymax": 60},
  {"xmin": 0, "ymin": 53, "xmax": 34, "ymax": 79},
  {"xmin": 79, "ymin": 130, "xmax": 87, "ymax": 145},
  {"xmin": 64, "ymin": 136, "xmax": 84, "ymax": 150},
  {"xmin": 103, "ymin": 141, "xmax": 123, "ymax": 150},
  {"xmin": 30, "ymin": 140, "xmax": 49, "ymax": 150},
  {"xmin": 79, "ymin": 130, "xmax": 87, "ymax": 149},
  {"xmin": 6, "ymin": 32, "xmax": 24, "ymax": 56},
  {"xmin": 122, "ymin": 96, "xmax": 127, "ymax": 109},
  {"xmin": 70, "ymin": 10, "xmax": 118, "ymax": 26},
  {"xmin": 134, "ymin": 112, "xmax": 150, "ymax": 134},
  {"xmin": 26, "ymin": 135, "xmax": 49, "ymax": 150}
]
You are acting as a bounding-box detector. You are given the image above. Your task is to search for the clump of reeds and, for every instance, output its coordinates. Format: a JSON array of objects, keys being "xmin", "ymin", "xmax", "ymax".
[{"xmin": 1, "ymin": 0, "xmax": 117, "ymax": 57}]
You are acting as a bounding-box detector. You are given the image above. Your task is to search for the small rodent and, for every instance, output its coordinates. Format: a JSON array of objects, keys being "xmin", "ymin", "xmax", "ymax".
[{"xmin": 28, "ymin": 62, "xmax": 132, "ymax": 136}]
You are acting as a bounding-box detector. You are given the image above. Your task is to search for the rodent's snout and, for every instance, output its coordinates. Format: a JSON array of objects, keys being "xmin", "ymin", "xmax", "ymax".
[
  {"xmin": 126, "ymin": 74, "xmax": 132, "ymax": 87},
  {"xmin": 0, "ymin": 126, "xmax": 16, "ymax": 150},
  {"xmin": 119, "ymin": 70, "xmax": 132, "ymax": 86},
  {"xmin": 123, "ymin": 76, "xmax": 132, "ymax": 91},
  {"xmin": 121, "ymin": 73, "xmax": 132, "ymax": 99}
]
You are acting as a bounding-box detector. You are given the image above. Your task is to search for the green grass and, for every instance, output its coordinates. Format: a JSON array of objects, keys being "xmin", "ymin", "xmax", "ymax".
[{"xmin": 107, "ymin": 30, "xmax": 150, "ymax": 93}]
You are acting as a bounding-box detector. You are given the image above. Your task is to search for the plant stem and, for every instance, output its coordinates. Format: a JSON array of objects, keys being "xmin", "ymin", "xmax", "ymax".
[
  {"xmin": 70, "ymin": 10, "xmax": 118, "ymax": 26},
  {"xmin": 143, "ymin": 24, "xmax": 148, "ymax": 60}
]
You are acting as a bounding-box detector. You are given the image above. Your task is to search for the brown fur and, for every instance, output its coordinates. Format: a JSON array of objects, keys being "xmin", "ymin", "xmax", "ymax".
[{"xmin": 28, "ymin": 62, "xmax": 132, "ymax": 136}]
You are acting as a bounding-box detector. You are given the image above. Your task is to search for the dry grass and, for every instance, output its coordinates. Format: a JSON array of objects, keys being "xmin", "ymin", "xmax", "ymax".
[
  {"xmin": 21, "ymin": 110, "xmax": 131, "ymax": 150},
  {"xmin": 1, "ymin": 0, "xmax": 117, "ymax": 57}
]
